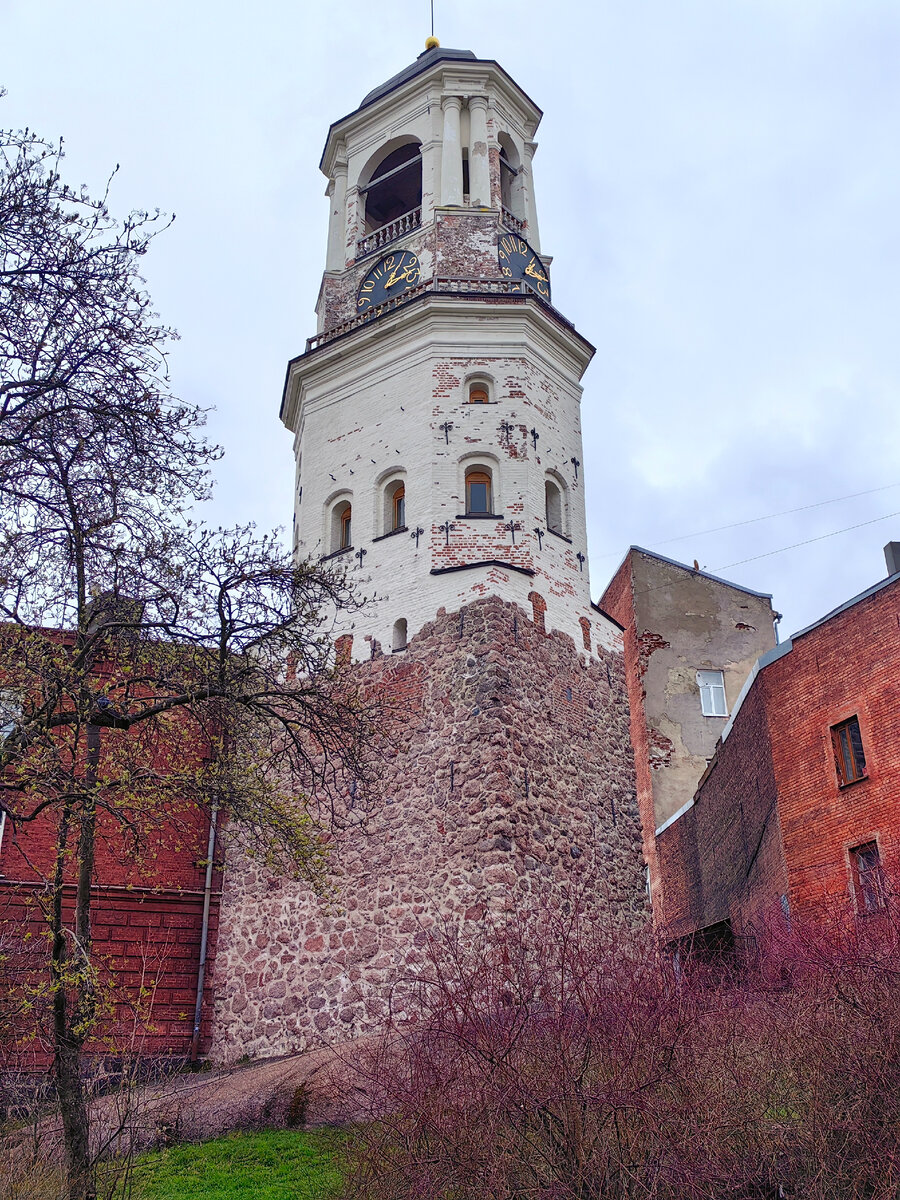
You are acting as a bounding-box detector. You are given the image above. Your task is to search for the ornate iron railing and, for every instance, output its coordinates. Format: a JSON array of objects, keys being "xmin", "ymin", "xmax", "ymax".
[
  {"xmin": 355, "ymin": 208, "xmax": 422, "ymax": 259},
  {"xmin": 305, "ymin": 277, "xmax": 550, "ymax": 353}
]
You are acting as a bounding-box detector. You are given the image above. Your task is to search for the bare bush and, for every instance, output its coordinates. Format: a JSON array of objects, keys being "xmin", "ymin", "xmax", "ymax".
[{"xmin": 341, "ymin": 901, "xmax": 900, "ymax": 1200}]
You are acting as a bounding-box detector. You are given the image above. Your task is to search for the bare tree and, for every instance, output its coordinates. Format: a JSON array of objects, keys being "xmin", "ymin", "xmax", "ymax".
[{"xmin": 0, "ymin": 120, "xmax": 382, "ymax": 1199}]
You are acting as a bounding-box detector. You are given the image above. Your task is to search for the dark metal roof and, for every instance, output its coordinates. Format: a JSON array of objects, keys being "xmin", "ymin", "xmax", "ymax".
[{"xmin": 360, "ymin": 47, "xmax": 477, "ymax": 108}]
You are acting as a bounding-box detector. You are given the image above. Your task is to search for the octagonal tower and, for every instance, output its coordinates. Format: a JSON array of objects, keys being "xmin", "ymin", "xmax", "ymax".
[
  {"xmin": 210, "ymin": 46, "xmax": 647, "ymax": 1062},
  {"xmin": 282, "ymin": 44, "xmax": 610, "ymax": 658}
]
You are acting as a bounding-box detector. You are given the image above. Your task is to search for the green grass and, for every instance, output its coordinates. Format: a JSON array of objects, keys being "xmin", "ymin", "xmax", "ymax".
[{"xmin": 131, "ymin": 1129, "xmax": 345, "ymax": 1200}]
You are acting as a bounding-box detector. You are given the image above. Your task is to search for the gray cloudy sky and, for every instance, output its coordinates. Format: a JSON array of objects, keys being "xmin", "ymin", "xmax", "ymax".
[{"xmin": 4, "ymin": 0, "xmax": 899, "ymax": 635}]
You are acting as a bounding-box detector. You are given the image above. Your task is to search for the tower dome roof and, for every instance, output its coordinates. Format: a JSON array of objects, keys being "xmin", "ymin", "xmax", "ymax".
[{"xmin": 359, "ymin": 47, "xmax": 477, "ymax": 110}]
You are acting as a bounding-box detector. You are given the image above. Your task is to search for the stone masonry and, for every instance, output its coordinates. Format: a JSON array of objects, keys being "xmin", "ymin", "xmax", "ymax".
[{"xmin": 210, "ymin": 595, "xmax": 647, "ymax": 1062}]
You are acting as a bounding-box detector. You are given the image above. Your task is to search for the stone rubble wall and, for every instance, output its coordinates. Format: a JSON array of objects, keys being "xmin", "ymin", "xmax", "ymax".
[{"xmin": 209, "ymin": 595, "xmax": 648, "ymax": 1063}]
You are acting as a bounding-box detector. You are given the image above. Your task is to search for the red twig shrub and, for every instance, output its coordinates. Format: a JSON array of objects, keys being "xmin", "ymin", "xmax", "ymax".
[{"xmin": 340, "ymin": 901, "xmax": 900, "ymax": 1199}]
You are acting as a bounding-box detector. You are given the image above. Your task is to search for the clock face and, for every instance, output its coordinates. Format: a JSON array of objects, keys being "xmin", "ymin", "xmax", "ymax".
[
  {"xmin": 356, "ymin": 250, "xmax": 421, "ymax": 311},
  {"xmin": 498, "ymin": 233, "xmax": 551, "ymax": 301}
]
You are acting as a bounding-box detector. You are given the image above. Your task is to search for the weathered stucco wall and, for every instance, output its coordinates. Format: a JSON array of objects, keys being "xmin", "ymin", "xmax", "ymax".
[{"xmin": 209, "ymin": 596, "xmax": 647, "ymax": 1063}]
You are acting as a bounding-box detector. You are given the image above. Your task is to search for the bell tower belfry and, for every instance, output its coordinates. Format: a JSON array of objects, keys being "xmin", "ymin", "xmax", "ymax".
[{"xmin": 281, "ymin": 43, "xmax": 619, "ymax": 660}]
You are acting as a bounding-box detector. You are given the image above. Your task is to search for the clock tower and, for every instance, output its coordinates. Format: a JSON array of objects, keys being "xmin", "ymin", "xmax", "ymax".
[
  {"xmin": 280, "ymin": 43, "xmax": 609, "ymax": 657},
  {"xmin": 211, "ymin": 45, "xmax": 647, "ymax": 1062}
]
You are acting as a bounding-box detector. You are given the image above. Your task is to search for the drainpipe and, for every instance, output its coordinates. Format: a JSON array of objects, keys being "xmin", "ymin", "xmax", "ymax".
[
  {"xmin": 190, "ymin": 795, "xmax": 219, "ymax": 1065},
  {"xmin": 773, "ymin": 611, "xmax": 783, "ymax": 646}
]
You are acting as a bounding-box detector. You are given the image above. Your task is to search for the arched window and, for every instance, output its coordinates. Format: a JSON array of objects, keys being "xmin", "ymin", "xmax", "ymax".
[
  {"xmin": 498, "ymin": 132, "xmax": 524, "ymax": 223},
  {"xmin": 392, "ymin": 618, "xmax": 408, "ymax": 652},
  {"xmin": 545, "ymin": 479, "xmax": 563, "ymax": 534},
  {"xmin": 330, "ymin": 499, "xmax": 352, "ymax": 553},
  {"xmin": 391, "ymin": 483, "xmax": 406, "ymax": 530},
  {"xmin": 465, "ymin": 469, "xmax": 493, "ymax": 515},
  {"xmin": 363, "ymin": 142, "xmax": 422, "ymax": 234},
  {"xmin": 468, "ymin": 385, "xmax": 489, "ymax": 404}
]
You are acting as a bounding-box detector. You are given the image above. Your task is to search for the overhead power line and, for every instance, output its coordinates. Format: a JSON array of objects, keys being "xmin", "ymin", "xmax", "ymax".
[
  {"xmin": 712, "ymin": 509, "xmax": 900, "ymax": 572},
  {"xmin": 594, "ymin": 481, "xmax": 900, "ymax": 560}
]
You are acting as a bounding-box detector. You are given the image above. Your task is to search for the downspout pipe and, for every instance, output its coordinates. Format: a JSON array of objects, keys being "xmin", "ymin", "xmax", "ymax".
[{"xmin": 190, "ymin": 796, "xmax": 219, "ymax": 1066}]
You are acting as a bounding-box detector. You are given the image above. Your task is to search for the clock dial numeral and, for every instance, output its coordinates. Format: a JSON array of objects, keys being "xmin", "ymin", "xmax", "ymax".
[{"xmin": 357, "ymin": 251, "xmax": 421, "ymax": 311}]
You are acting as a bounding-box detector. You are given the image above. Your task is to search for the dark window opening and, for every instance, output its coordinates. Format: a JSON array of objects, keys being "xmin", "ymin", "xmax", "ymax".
[
  {"xmin": 462, "ymin": 151, "xmax": 470, "ymax": 199},
  {"xmin": 465, "ymin": 470, "xmax": 492, "ymax": 515},
  {"xmin": 851, "ymin": 841, "xmax": 886, "ymax": 914},
  {"xmin": 363, "ymin": 144, "xmax": 422, "ymax": 232},
  {"xmin": 832, "ymin": 716, "xmax": 866, "ymax": 785}
]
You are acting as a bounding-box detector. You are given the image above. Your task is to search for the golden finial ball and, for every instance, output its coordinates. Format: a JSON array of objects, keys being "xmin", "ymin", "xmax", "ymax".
[{"xmin": 425, "ymin": 36, "xmax": 440, "ymax": 49}]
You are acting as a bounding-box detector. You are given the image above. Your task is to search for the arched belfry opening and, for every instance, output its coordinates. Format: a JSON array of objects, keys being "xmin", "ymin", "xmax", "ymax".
[
  {"xmin": 361, "ymin": 141, "xmax": 422, "ymax": 234},
  {"xmin": 498, "ymin": 132, "xmax": 524, "ymax": 224}
]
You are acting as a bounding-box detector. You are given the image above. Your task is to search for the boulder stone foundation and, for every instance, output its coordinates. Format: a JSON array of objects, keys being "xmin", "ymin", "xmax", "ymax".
[{"xmin": 209, "ymin": 596, "xmax": 647, "ymax": 1062}]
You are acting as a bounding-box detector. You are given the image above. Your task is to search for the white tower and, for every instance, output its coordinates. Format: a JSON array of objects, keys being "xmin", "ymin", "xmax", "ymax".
[
  {"xmin": 210, "ymin": 47, "xmax": 647, "ymax": 1060},
  {"xmin": 281, "ymin": 43, "xmax": 617, "ymax": 659}
]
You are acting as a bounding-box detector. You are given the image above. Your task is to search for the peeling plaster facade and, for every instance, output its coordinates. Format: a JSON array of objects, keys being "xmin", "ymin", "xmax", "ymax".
[{"xmin": 600, "ymin": 548, "xmax": 777, "ymax": 912}]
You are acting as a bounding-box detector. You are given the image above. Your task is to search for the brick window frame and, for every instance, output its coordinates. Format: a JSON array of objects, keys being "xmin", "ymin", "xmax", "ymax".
[
  {"xmin": 831, "ymin": 716, "xmax": 867, "ymax": 787},
  {"xmin": 849, "ymin": 840, "xmax": 886, "ymax": 914}
]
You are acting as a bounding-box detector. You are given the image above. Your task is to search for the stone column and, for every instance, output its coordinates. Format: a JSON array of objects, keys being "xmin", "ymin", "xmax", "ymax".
[
  {"xmin": 440, "ymin": 96, "xmax": 463, "ymax": 206},
  {"xmin": 467, "ymin": 96, "xmax": 491, "ymax": 208},
  {"xmin": 523, "ymin": 140, "xmax": 541, "ymax": 252},
  {"xmin": 325, "ymin": 150, "xmax": 348, "ymax": 270}
]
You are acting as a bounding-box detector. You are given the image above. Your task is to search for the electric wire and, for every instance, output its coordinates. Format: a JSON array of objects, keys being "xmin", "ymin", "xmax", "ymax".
[
  {"xmin": 712, "ymin": 509, "xmax": 900, "ymax": 572},
  {"xmin": 594, "ymin": 480, "xmax": 900, "ymax": 560}
]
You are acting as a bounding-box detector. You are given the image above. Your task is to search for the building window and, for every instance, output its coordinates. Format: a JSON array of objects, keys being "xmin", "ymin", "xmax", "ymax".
[
  {"xmin": 392, "ymin": 618, "xmax": 408, "ymax": 652},
  {"xmin": 850, "ymin": 841, "xmax": 886, "ymax": 914},
  {"xmin": 697, "ymin": 670, "xmax": 727, "ymax": 717},
  {"xmin": 0, "ymin": 691, "xmax": 21, "ymax": 742},
  {"xmin": 468, "ymin": 385, "xmax": 489, "ymax": 404},
  {"xmin": 465, "ymin": 469, "xmax": 493, "ymax": 515},
  {"xmin": 391, "ymin": 483, "xmax": 405, "ymax": 530},
  {"xmin": 545, "ymin": 478, "xmax": 563, "ymax": 534},
  {"xmin": 329, "ymin": 499, "xmax": 352, "ymax": 553},
  {"xmin": 832, "ymin": 716, "xmax": 866, "ymax": 786}
]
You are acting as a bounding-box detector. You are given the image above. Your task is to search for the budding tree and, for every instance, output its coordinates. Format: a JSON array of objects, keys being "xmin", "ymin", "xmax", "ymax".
[{"xmin": 0, "ymin": 118, "xmax": 381, "ymax": 1199}]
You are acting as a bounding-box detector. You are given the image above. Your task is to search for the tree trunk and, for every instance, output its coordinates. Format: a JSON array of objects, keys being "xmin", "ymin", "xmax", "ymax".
[{"xmin": 52, "ymin": 723, "xmax": 100, "ymax": 1200}]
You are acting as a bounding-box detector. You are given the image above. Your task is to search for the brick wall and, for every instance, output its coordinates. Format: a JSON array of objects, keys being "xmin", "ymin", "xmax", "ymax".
[
  {"xmin": 656, "ymin": 573, "xmax": 900, "ymax": 944},
  {"xmin": 0, "ymin": 680, "xmax": 221, "ymax": 1063},
  {"xmin": 210, "ymin": 595, "xmax": 648, "ymax": 1063},
  {"xmin": 764, "ymin": 577, "xmax": 900, "ymax": 923},
  {"xmin": 656, "ymin": 677, "xmax": 785, "ymax": 941}
]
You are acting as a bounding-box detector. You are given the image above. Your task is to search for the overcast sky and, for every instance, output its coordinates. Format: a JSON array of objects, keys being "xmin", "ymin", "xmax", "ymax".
[{"xmin": 3, "ymin": 0, "xmax": 899, "ymax": 635}]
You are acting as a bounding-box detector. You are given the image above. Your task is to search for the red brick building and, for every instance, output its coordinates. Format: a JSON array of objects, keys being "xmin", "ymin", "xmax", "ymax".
[
  {"xmin": 0, "ymin": 639, "xmax": 221, "ymax": 1067},
  {"xmin": 656, "ymin": 551, "xmax": 900, "ymax": 948}
]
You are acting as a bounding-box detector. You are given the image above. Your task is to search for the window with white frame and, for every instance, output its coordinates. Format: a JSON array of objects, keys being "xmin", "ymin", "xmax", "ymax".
[{"xmin": 697, "ymin": 670, "xmax": 727, "ymax": 717}]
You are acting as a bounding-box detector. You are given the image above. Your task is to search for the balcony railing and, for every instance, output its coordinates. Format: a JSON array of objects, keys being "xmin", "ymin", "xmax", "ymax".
[
  {"xmin": 356, "ymin": 208, "xmax": 422, "ymax": 259},
  {"xmin": 305, "ymin": 277, "xmax": 560, "ymax": 353},
  {"xmin": 501, "ymin": 206, "xmax": 526, "ymax": 235}
]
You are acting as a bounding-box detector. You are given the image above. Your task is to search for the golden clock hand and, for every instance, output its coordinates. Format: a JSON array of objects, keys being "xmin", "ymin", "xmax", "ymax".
[{"xmin": 524, "ymin": 259, "xmax": 548, "ymax": 282}]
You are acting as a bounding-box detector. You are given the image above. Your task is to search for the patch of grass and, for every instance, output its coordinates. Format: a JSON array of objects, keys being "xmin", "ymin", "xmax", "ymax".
[{"xmin": 131, "ymin": 1129, "xmax": 345, "ymax": 1200}]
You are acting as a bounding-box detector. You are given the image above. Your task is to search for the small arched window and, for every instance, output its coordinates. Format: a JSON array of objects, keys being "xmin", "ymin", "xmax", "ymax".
[
  {"xmin": 330, "ymin": 500, "xmax": 352, "ymax": 553},
  {"xmin": 465, "ymin": 469, "xmax": 493, "ymax": 515},
  {"xmin": 545, "ymin": 479, "xmax": 563, "ymax": 534},
  {"xmin": 392, "ymin": 618, "xmax": 408, "ymax": 652},
  {"xmin": 468, "ymin": 385, "xmax": 489, "ymax": 404}
]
